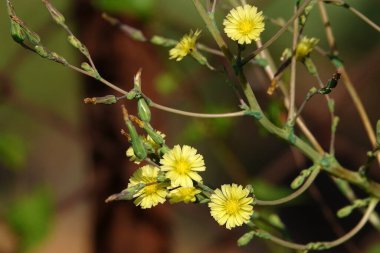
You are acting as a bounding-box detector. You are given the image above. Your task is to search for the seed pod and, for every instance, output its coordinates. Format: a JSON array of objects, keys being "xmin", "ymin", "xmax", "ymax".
[
  {"xmin": 137, "ymin": 98, "xmax": 151, "ymax": 122},
  {"xmin": 10, "ymin": 20, "xmax": 25, "ymax": 43}
]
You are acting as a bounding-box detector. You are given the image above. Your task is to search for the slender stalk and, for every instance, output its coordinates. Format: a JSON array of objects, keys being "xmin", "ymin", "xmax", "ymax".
[
  {"xmin": 150, "ymin": 101, "xmax": 245, "ymax": 118},
  {"xmin": 317, "ymin": 2, "xmax": 380, "ymax": 165},
  {"xmin": 287, "ymin": 5, "xmax": 299, "ymax": 122},
  {"xmin": 256, "ymin": 40, "xmax": 324, "ymax": 153},
  {"xmin": 323, "ymin": 0, "xmax": 380, "ymax": 32},
  {"xmin": 254, "ymin": 198, "xmax": 378, "ymax": 250},
  {"xmin": 256, "ymin": 167, "xmax": 320, "ymax": 206}
]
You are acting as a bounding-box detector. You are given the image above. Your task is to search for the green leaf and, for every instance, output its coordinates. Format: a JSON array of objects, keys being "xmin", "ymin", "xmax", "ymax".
[
  {"xmin": 6, "ymin": 188, "xmax": 53, "ymax": 251},
  {"xmin": 94, "ymin": 0, "xmax": 155, "ymax": 17},
  {"xmin": 0, "ymin": 133, "xmax": 27, "ymax": 171}
]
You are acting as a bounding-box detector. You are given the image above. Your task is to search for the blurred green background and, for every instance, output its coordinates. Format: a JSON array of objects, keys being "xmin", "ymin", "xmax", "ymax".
[{"xmin": 1, "ymin": 0, "xmax": 380, "ymax": 253}]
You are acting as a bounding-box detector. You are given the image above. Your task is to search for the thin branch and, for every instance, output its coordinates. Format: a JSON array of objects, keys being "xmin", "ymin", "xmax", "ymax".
[
  {"xmin": 254, "ymin": 198, "xmax": 378, "ymax": 250},
  {"xmin": 150, "ymin": 101, "xmax": 245, "ymax": 118},
  {"xmin": 317, "ymin": 1, "xmax": 380, "ymax": 166},
  {"xmin": 287, "ymin": 5, "xmax": 299, "ymax": 122}
]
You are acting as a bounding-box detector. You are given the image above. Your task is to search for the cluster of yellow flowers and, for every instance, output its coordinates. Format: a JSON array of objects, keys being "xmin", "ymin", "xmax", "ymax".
[
  {"xmin": 128, "ymin": 144, "xmax": 255, "ymax": 229},
  {"xmin": 169, "ymin": 4, "xmax": 265, "ymax": 61},
  {"xmin": 125, "ymin": 3, "xmax": 265, "ymax": 230}
]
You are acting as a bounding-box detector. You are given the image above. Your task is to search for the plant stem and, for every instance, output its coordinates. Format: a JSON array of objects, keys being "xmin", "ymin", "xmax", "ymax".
[
  {"xmin": 256, "ymin": 167, "xmax": 320, "ymax": 206},
  {"xmin": 317, "ymin": 2, "xmax": 380, "ymax": 166},
  {"xmin": 192, "ymin": 0, "xmax": 380, "ymax": 200},
  {"xmin": 150, "ymin": 101, "xmax": 245, "ymax": 118},
  {"xmin": 254, "ymin": 198, "xmax": 378, "ymax": 250},
  {"xmin": 287, "ymin": 4, "xmax": 299, "ymax": 122}
]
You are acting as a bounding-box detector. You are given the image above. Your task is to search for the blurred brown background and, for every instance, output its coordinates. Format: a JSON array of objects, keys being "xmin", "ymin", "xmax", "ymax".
[{"xmin": 1, "ymin": 0, "xmax": 380, "ymax": 253}]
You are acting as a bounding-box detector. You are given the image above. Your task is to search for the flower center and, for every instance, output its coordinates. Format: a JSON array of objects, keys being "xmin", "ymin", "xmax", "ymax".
[
  {"xmin": 238, "ymin": 20, "xmax": 254, "ymax": 35},
  {"xmin": 144, "ymin": 184, "xmax": 158, "ymax": 195},
  {"xmin": 175, "ymin": 159, "xmax": 191, "ymax": 174},
  {"xmin": 225, "ymin": 199, "xmax": 240, "ymax": 214}
]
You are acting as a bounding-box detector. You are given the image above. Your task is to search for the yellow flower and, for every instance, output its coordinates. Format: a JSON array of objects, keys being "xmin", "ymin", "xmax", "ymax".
[
  {"xmin": 128, "ymin": 165, "xmax": 168, "ymax": 209},
  {"xmin": 160, "ymin": 145, "xmax": 205, "ymax": 187},
  {"xmin": 296, "ymin": 37, "xmax": 319, "ymax": 60},
  {"xmin": 208, "ymin": 184, "xmax": 254, "ymax": 229},
  {"xmin": 126, "ymin": 132, "xmax": 166, "ymax": 164},
  {"xmin": 169, "ymin": 30, "xmax": 201, "ymax": 61},
  {"xmin": 223, "ymin": 4, "xmax": 265, "ymax": 44},
  {"xmin": 169, "ymin": 187, "xmax": 201, "ymax": 204}
]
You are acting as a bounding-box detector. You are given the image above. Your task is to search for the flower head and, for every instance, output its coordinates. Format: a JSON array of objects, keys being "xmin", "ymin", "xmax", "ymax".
[
  {"xmin": 223, "ymin": 4, "xmax": 265, "ymax": 44},
  {"xmin": 128, "ymin": 165, "xmax": 168, "ymax": 209},
  {"xmin": 160, "ymin": 145, "xmax": 205, "ymax": 187},
  {"xmin": 296, "ymin": 37, "xmax": 319, "ymax": 60},
  {"xmin": 169, "ymin": 30, "xmax": 201, "ymax": 61},
  {"xmin": 208, "ymin": 184, "xmax": 254, "ymax": 229},
  {"xmin": 169, "ymin": 187, "xmax": 201, "ymax": 204}
]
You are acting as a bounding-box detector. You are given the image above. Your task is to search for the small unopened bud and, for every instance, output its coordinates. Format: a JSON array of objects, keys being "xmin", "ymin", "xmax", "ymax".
[
  {"xmin": 105, "ymin": 183, "xmax": 144, "ymax": 202},
  {"xmin": 34, "ymin": 45, "xmax": 49, "ymax": 58},
  {"xmin": 137, "ymin": 98, "xmax": 151, "ymax": 122},
  {"xmin": 84, "ymin": 95, "xmax": 117, "ymax": 105},
  {"xmin": 42, "ymin": 0, "xmax": 65, "ymax": 24},
  {"xmin": 68, "ymin": 35, "xmax": 89, "ymax": 56},
  {"xmin": 144, "ymin": 125, "xmax": 164, "ymax": 145},
  {"xmin": 337, "ymin": 206, "xmax": 353, "ymax": 218},
  {"xmin": 48, "ymin": 52, "xmax": 68, "ymax": 65},
  {"xmin": 122, "ymin": 106, "xmax": 147, "ymax": 160},
  {"xmin": 134, "ymin": 69, "xmax": 142, "ymax": 92},
  {"xmin": 237, "ymin": 231, "xmax": 255, "ymax": 247},
  {"xmin": 25, "ymin": 29, "xmax": 41, "ymax": 45},
  {"xmin": 10, "ymin": 20, "xmax": 25, "ymax": 43},
  {"xmin": 291, "ymin": 169, "xmax": 312, "ymax": 189},
  {"xmin": 81, "ymin": 62, "xmax": 99, "ymax": 78},
  {"xmin": 296, "ymin": 37, "xmax": 319, "ymax": 61},
  {"xmin": 150, "ymin": 36, "xmax": 177, "ymax": 47}
]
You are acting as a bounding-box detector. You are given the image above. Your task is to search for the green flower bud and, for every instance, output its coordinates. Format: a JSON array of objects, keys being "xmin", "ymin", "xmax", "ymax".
[
  {"xmin": 144, "ymin": 125, "xmax": 164, "ymax": 145},
  {"xmin": 137, "ymin": 98, "xmax": 151, "ymax": 122},
  {"xmin": 337, "ymin": 205, "xmax": 353, "ymax": 218},
  {"xmin": 150, "ymin": 36, "xmax": 177, "ymax": 47},
  {"xmin": 42, "ymin": 0, "xmax": 65, "ymax": 24},
  {"xmin": 123, "ymin": 106, "xmax": 147, "ymax": 160},
  {"xmin": 84, "ymin": 95, "xmax": 117, "ymax": 105},
  {"xmin": 81, "ymin": 62, "xmax": 99, "ymax": 78},
  {"xmin": 237, "ymin": 231, "xmax": 255, "ymax": 247},
  {"xmin": 25, "ymin": 29, "xmax": 41, "ymax": 45},
  {"xmin": 10, "ymin": 20, "xmax": 25, "ymax": 43},
  {"xmin": 68, "ymin": 35, "xmax": 89, "ymax": 56},
  {"xmin": 34, "ymin": 45, "xmax": 49, "ymax": 58}
]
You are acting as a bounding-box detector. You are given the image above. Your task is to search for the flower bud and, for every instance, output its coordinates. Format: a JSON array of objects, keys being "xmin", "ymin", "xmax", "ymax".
[
  {"xmin": 137, "ymin": 98, "xmax": 151, "ymax": 122},
  {"xmin": 237, "ymin": 231, "xmax": 255, "ymax": 247},
  {"xmin": 10, "ymin": 20, "xmax": 25, "ymax": 43},
  {"xmin": 122, "ymin": 106, "xmax": 147, "ymax": 160}
]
